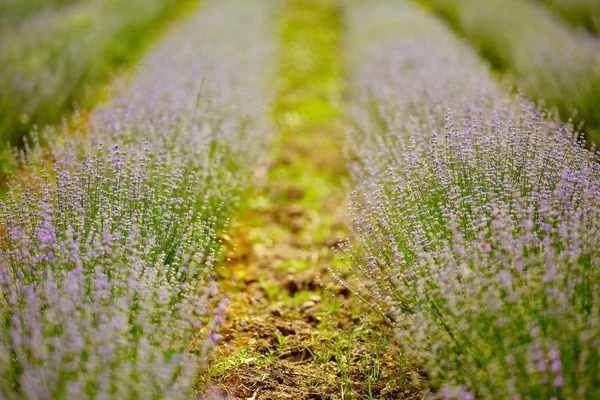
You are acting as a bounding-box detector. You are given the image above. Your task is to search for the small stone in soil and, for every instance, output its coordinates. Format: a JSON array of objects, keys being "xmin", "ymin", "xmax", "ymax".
[{"xmin": 302, "ymin": 301, "xmax": 316, "ymax": 309}]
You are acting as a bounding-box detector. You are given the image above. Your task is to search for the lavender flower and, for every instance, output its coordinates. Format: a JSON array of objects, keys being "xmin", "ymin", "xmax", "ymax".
[
  {"xmin": 1, "ymin": 0, "xmax": 276, "ymax": 397},
  {"xmin": 1, "ymin": 151, "xmax": 222, "ymax": 399},
  {"xmin": 15, "ymin": 0, "xmax": 276, "ymax": 218},
  {"xmin": 422, "ymin": 0, "xmax": 600, "ymax": 144},
  {"xmin": 342, "ymin": 1, "xmax": 600, "ymax": 398}
]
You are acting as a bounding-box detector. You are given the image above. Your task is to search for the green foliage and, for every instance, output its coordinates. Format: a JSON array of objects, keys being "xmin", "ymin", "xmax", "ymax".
[
  {"xmin": 420, "ymin": 0, "xmax": 600, "ymax": 145},
  {"xmin": 535, "ymin": 0, "xmax": 600, "ymax": 35},
  {"xmin": 273, "ymin": 0, "xmax": 344, "ymax": 127},
  {"xmin": 0, "ymin": 0, "xmax": 197, "ymax": 146},
  {"xmin": 0, "ymin": 0, "xmax": 83, "ymax": 29}
]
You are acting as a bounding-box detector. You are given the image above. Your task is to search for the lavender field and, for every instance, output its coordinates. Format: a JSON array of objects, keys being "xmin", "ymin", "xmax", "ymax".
[{"xmin": 0, "ymin": 0, "xmax": 598, "ymax": 399}]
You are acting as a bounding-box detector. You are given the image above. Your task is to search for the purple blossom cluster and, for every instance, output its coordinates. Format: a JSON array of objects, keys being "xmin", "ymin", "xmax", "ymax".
[
  {"xmin": 15, "ymin": 0, "xmax": 276, "ymax": 213},
  {"xmin": 342, "ymin": 1, "xmax": 600, "ymax": 398},
  {"xmin": 1, "ymin": 0, "xmax": 276, "ymax": 397},
  {"xmin": 1, "ymin": 150, "xmax": 222, "ymax": 398}
]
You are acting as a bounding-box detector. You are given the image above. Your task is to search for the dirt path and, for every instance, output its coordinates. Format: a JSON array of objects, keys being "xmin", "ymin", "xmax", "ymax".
[{"xmin": 197, "ymin": 1, "xmax": 423, "ymax": 398}]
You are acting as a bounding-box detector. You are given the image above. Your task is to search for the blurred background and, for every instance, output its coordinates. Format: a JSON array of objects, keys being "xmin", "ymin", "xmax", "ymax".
[
  {"xmin": 0, "ymin": 0, "xmax": 196, "ymax": 148},
  {"xmin": 0, "ymin": 0, "xmax": 599, "ymax": 151}
]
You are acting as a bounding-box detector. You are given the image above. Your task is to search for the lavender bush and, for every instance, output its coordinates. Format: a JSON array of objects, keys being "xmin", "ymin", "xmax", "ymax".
[
  {"xmin": 15, "ymin": 0, "xmax": 276, "ymax": 215},
  {"xmin": 0, "ymin": 0, "xmax": 190, "ymax": 145},
  {"xmin": 419, "ymin": 0, "xmax": 600, "ymax": 144},
  {"xmin": 342, "ymin": 1, "xmax": 600, "ymax": 398},
  {"xmin": 534, "ymin": 0, "xmax": 600, "ymax": 35},
  {"xmin": 0, "ymin": 0, "xmax": 83, "ymax": 30},
  {"xmin": 0, "ymin": 149, "xmax": 223, "ymax": 399},
  {"xmin": 1, "ymin": 0, "xmax": 276, "ymax": 397}
]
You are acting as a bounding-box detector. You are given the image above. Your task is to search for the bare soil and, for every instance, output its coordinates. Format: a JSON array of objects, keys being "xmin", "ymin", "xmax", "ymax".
[{"xmin": 196, "ymin": 127, "xmax": 426, "ymax": 399}]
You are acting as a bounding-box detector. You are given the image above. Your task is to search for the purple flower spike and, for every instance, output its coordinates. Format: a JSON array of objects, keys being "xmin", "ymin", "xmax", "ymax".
[
  {"xmin": 554, "ymin": 375, "xmax": 563, "ymax": 388},
  {"xmin": 0, "ymin": 0, "xmax": 276, "ymax": 398},
  {"xmin": 552, "ymin": 360, "xmax": 561, "ymax": 373},
  {"xmin": 343, "ymin": 1, "xmax": 600, "ymax": 398}
]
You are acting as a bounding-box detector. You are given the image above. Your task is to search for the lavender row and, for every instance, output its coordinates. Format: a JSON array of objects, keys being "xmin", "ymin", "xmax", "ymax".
[
  {"xmin": 0, "ymin": 0, "xmax": 82, "ymax": 30},
  {"xmin": 342, "ymin": 1, "xmax": 600, "ymax": 398},
  {"xmin": 0, "ymin": 0, "xmax": 189, "ymax": 145},
  {"xmin": 422, "ymin": 0, "xmax": 600, "ymax": 144},
  {"xmin": 16, "ymin": 0, "xmax": 276, "ymax": 205},
  {"xmin": 0, "ymin": 1, "xmax": 277, "ymax": 398},
  {"xmin": 535, "ymin": 0, "xmax": 600, "ymax": 35}
]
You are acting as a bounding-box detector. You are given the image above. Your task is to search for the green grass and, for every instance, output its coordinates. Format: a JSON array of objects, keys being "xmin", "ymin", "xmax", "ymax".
[
  {"xmin": 0, "ymin": 0, "xmax": 200, "ymax": 147},
  {"xmin": 419, "ymin": 0, "xmax": 600, "ymax": 145},
  {"xmin": 273, "ymin": 0, "xmax": 344, "ymax": 128},
  {"xmin": 270, "ymin": 0, "xmax": 347, "ymax": 215},
  {"xmin": 535, "ymin": 0, "xmax": 600, "ymax": 35}
]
